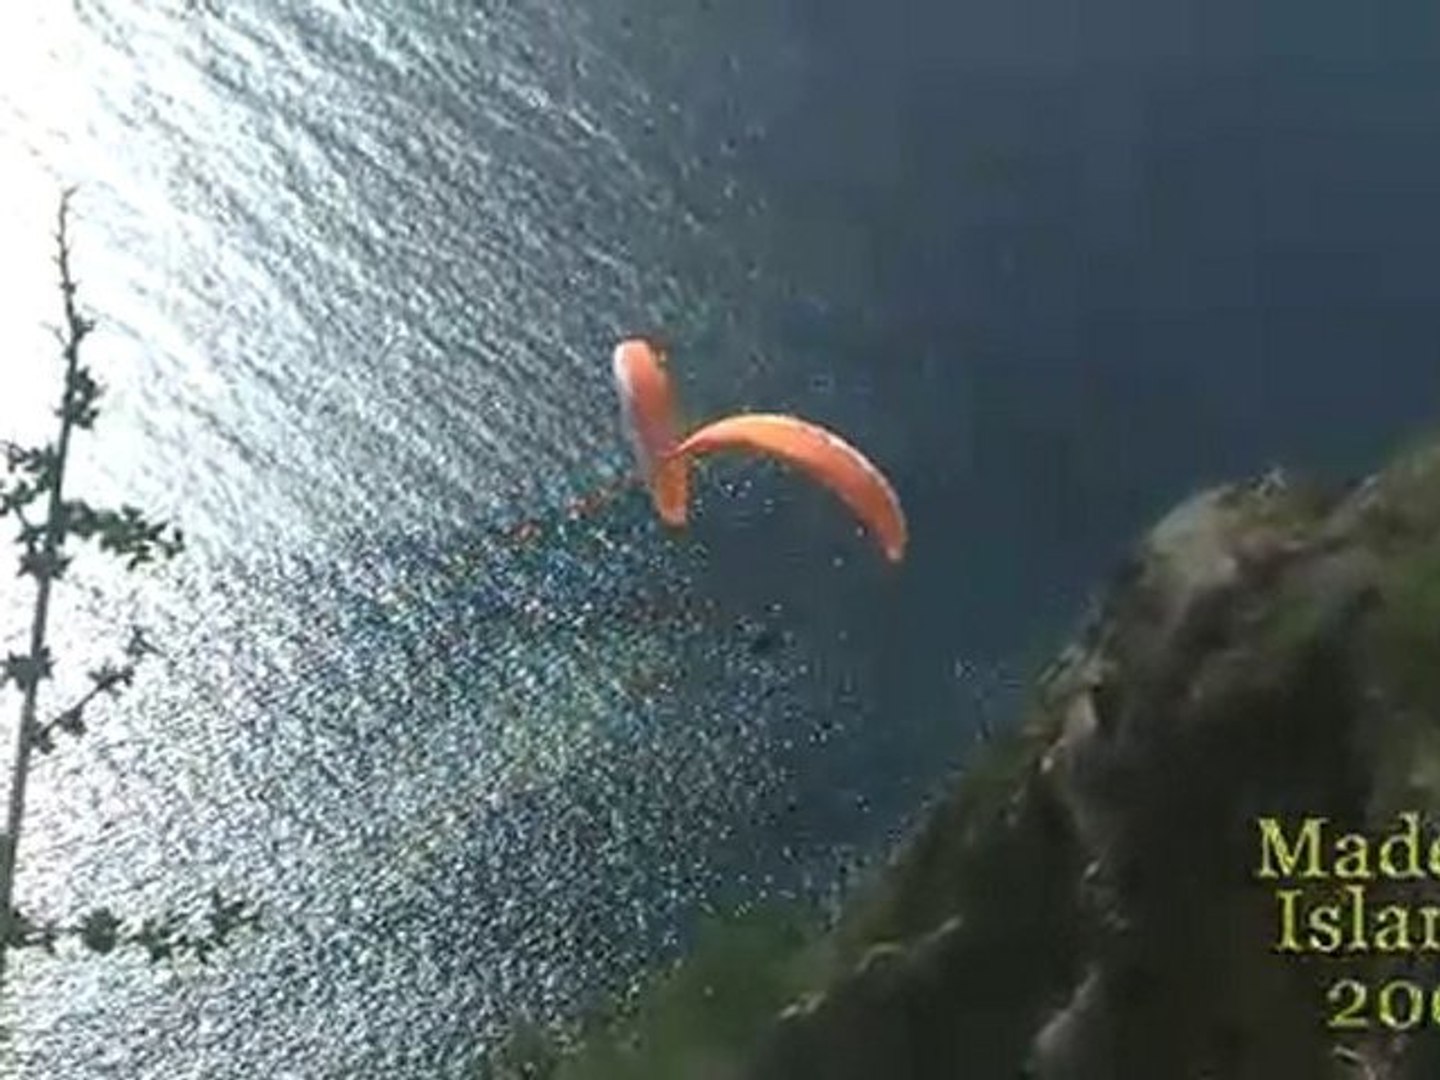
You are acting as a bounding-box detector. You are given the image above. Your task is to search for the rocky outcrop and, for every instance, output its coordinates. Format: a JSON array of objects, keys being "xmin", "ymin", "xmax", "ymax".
[{"xmin": 745, "ymin": 441, "xmax": 1440, "ymax": 1080}]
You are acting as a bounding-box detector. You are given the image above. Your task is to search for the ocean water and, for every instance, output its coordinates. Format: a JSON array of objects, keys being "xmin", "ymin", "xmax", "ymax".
[{"xmin": 1, "ymin": 0, "xmax": 1439, "ymax": 1076}]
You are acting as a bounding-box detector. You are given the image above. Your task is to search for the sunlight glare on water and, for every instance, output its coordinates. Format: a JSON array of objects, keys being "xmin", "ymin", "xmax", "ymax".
[{"xmin": 0, "ymin": 3, "xmax": 909, "ymax": 1077}]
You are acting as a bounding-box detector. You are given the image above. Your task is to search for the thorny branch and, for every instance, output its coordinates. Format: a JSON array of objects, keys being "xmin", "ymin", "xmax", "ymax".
[
  {"xmin": 6, "ymin": 889, "xmax": 262, "ymax": 964},
  {"xmin": 0, "ymin": 189, "xmax": 254, "ymax": 984}
]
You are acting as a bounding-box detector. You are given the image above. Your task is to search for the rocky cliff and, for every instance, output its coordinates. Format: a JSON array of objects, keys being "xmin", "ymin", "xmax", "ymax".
[{"xmin": 745, "ymin": 439, "xmax": 1440, "ymax": 1080}]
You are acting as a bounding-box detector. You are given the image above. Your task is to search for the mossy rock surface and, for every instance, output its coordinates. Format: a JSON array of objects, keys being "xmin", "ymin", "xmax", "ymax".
[{"xmin": 744, "ymin": 442, "xmax": 1440, "ymax": 1080}]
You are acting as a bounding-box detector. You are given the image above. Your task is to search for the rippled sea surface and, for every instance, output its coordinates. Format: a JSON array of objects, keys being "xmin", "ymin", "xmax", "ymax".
[{"xmin": 1, "ymin": 1, "xmax": 1439, "ymax": 1076}]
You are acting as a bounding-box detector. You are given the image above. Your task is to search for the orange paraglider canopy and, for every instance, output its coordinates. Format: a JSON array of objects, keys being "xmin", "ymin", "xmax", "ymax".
[
  {"xmin": 612, "ymin": 337, "xmax": 689, "ymax": 527},
  {"xmin": 672, "ymin": 412, "xmax": 907, "ymax": 563}
]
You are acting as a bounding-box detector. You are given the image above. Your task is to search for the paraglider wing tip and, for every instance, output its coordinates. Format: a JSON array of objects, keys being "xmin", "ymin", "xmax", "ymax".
[
  {"xmin": 657, "ymin": 501, "xmax": 688, "ymax": 529},
  {"xmin": 615, "ymin": 335, "xmax": 667, "ymax": 367},
  {"xmin": 881, "ymin": 487, "xmax": 908, "ymax": 564}
]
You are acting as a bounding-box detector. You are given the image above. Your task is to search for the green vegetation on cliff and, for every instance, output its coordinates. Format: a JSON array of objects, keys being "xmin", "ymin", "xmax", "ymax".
[{"xmin": 481, "ymin": 904, "xmax": 831, "ymax": 1079}]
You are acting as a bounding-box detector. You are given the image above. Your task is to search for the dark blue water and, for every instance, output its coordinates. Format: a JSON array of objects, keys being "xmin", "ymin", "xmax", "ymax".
[{"xmin": 0, "ymin": 0, "xmax": 1437, "ymax": 1075}]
